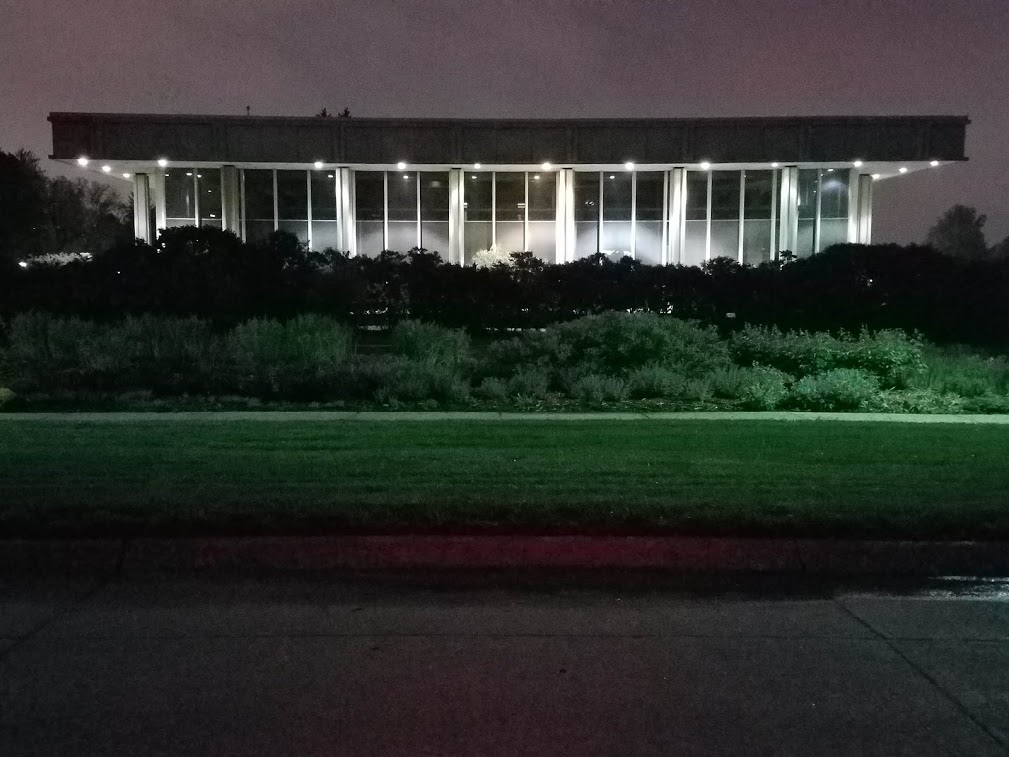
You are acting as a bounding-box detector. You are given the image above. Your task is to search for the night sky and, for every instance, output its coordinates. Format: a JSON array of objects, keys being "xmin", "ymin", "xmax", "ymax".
[{"xmin": 3, "ymin": 0, "xmax": 1006, "ymax": 245}]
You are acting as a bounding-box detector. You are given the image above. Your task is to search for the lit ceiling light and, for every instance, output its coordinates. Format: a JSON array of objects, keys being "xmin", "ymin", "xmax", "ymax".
[
  {"xmin": 541, "ymin": 162, "xmax": 552, "ymax": 170},
  {"xmin": 473, "ymin": 163, "xmax": 481, "ymax": 169},
  {"xmin": 101, "ymin": 165, "xmax": 111, "ymax": 173},
  {"xmin": 624, "ymin": 161, "xmax": 635, "ymax": 170},
  {"xmin": 609, "ymin": 174, "xmax": 615, "ymax": 179},
  {"xmin": 314, "ymin": 160, "xmax": 324, "ymax": 169},
  {"xmin": 396, "ymin": 161, "xmax": 407, "ymax": 169},
  {"xmin": 771, "ymin": 162, "xmax": 780, "ymax": 168},
  {"xmin": 122, "ymin": 173, "xmax": 131, "ymax": 179},
  {"xmin": 826, "ymin": 168, "xmax": 834, "ymax": 173},
  {"xmin": 898, "ymin": 167, "xmax": 908, "ymax": 173},
  {"xmin": 872, "ymin": 174, "xmax": 881, "ymax": 180},
  {"xmin": 77, "ymin": 156, "xmax": 89, "ymax": 166},
  {"xmin": 403, "ymin": 174, "xmax": 410, "ymax": 179},
  {"xmin": 533, "ymin": 174, "xmax": 540, "ymax": 180},
  {"xmin": 18, "ymin": 261, "xmax": 28, "ymax": 268},
  {"xmin": 197, "ymin": 174, "xmax": 202, "ymax": 178},
  {"xmin": 186, "ymin": 172, "xmax": 193, "ymax": 177},
  {"xmin": 853, "ymin": 160, "xmax": 864, "ymax": 167},
  {"xmin": 327, "ymin": 174, "xmax": 334, "ymax": 179},
  {"xmin": 157, "ymin": 158, "xmax": 168, "ymax": 167},
  {"xmin": 930, "ymin": 160, "xmax": 940, "ymax": 167},
  {"xmin": 700, "ymin": 161, "xmax": 711, "ymax": 170}
]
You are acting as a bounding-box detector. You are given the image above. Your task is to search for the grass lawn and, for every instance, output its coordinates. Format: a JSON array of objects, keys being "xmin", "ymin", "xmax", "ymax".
[{"xmin": 1, "ymin": 418, "xmax": 1008, "ymax": 539}]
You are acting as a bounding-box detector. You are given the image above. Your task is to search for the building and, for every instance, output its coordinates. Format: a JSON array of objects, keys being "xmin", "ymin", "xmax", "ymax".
[{"xmin": 49, "ymin": 112, "xmax": 969, "ymax": 265}]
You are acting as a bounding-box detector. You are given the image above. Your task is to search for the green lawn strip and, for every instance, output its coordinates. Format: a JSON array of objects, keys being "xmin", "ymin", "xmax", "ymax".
[{"xmin": 0, "ymin": 419, "xmax": 1007, "ymax": 538}]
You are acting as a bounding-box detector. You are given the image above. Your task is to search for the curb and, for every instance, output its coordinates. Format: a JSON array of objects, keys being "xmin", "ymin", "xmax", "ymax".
[{"xmin": 3, "ymin": 536, "xmax": 1009, "ymax": 577}]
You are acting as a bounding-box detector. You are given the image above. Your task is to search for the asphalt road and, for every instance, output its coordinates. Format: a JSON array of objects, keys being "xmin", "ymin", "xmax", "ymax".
[{"xmin": 2, "ymin": 571, "xmax": 1008, "ymax": 756}]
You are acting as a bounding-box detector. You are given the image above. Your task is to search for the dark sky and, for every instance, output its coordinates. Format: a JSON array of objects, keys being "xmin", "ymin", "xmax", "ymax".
[{"xmin": 3, "ymin": 0, "xmax": 1006, "ymax": 245}]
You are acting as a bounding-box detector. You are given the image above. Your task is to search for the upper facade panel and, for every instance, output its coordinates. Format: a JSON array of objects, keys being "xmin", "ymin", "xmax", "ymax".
[{"xmin": 49, "ymin": 113, "xmax": 970, "ymax": 165}]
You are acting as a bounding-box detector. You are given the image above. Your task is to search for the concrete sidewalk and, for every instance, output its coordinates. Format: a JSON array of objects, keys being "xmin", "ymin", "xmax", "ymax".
[
  {"xmin": 2, "ymin": 572, "xmax": 1007, "ymax": 755},
  {"xmin": 3, "ymin": 410, "xmax": 1009, "ymax": 423}
]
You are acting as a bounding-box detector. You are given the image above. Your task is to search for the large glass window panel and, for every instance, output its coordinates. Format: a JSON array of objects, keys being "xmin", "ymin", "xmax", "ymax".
[
  {"xmin": 743, "ymin": 170, "xmax": 774, "ymax": 266},
  {"xmin": 311, "ymin": 171, "xmax": 337, "ymax": 221},
  {"xmin": 819, "ymin": 169, "xmax": 850, "ymax": 250},
  {"xmin": 464, "ymin": 172, "xmax": 493, "ymax": 262},
  {"xmin": 796, "ymin": 169, "xmax": 818, "ymax": 257},
  {"xmin": 574, "ymin": 171, "xmax": 600, "ymax": 259},
  {"xmin": 243, "ymin": 169, "xmax": 274, "ymax": 242},
  {"xmin": 495, "ymin": 172, "xmax": 525, "ymax": 254},
  {"xmin": 602, "ymin": 172, "xmax": 632, "ymax": 256},
  {"xmin": 355, "ymin": 172, "xmax": 385, "ymax": 256},
  {"xmin": 165, "ymin": 168, "xmax": 196, "ymax": 226},
  {"xmin": 635, "ymin": 172, "xmax": 664, "ymax": 264},
  {"xmin": 526, "ymin": 172, "xmax": 555, "ymax": 261},
  {"xmin": 196, "ymin": 169, "xmax": 221, "ymax": 228},
  {"xmin": 683, "ymin": 171, "xmax": 709, "ymax": 266},
  {"xmin": 387, "ymin": 171, "xmax": 418, "ymax": 251},
  {"xmin": 420, "ymin": 172, "xmax": 449, "ymax": 255},
  {"xmin": 709, "ymin": 171, "xmax": 740, "ymax": 262},
  {"xmin": 276, "ymin": 170, "xmax": 308, "ymax": 241}
]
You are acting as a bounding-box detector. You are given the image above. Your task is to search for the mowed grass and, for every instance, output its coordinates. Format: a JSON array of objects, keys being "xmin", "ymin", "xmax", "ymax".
[{"xmin": 1, "ymin": 418, "xmax": 1008, "ymax": 538}]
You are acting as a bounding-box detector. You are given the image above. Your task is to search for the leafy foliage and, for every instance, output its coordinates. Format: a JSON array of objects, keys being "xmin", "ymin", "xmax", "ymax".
[{"xmin": 788, "ymin": 369, "xmax": 881, "ymax": 411}]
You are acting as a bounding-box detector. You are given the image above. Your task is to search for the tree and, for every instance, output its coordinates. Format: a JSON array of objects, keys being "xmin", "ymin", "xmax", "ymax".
[
  {"xmin": 316, "ymin": 108, "xmax": 331, "ymax": 117},
  {"xmin": 926, "ymin": 204, "xmax": 988, "ymax": 259},
  {"xmin": 0, "ymin": 149, "xmax": 49, "ymax": 262}
]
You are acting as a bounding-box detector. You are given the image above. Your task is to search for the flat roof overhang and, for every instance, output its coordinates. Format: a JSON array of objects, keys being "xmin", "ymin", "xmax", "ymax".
[{"xmin": 50, "ymin": 112, "xmax": 969, "ymax": 166}]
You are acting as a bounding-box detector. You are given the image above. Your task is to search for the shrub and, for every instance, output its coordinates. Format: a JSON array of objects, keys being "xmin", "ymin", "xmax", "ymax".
[
  {"xmin": 484, "ymin": 313, "xmax": 729, "ymax": 380},
  {"xmin": 566, "ymin": 374, "xmax": 630, "ymax": 403},
  {"xmin": 866, "ymin": 389, "xmax": 966, "ymax": 414},
  {"xmin": 730, "ymin": 325, "xmax": 924, "ymax": 387},
  {"xmin": 227, "ymin": 314, "xmax": 353, "ymax": 397},
  {"xmin": 473, "ymin": 376, "xmax": 509, "ymax": 401},
  {"xmin": 506, "ymin": 368, "xmax": 552, "ymax": 399},
  {"xmin": 0, "ymin": 387, "xmax": 14, "ymax": 406},
  {"xmin": 366, "ymin": 358, "xmax": 470, "ymax": 404},
  {"xmin": 788, "ymin": 368, "xmax": 880, "ymax": 411},
  {"xmin": 918, "ymin": 347, "xmax": 1009, "ymax": 398},
  {"xmin": 626, "ymin": 365, "xmax": 688, "ymax": 399},
  {"xmin": 712, "ymin": 365, "xmax": 791, "ymax": 410},
  {"xmin": 388, "ymin": 320, "xmax": 470, "ymax": 368}
]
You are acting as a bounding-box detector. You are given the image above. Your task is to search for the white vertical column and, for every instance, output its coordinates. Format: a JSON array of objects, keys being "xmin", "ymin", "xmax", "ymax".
[
  {"xmin": 221, "ymin": 166, "xmax": 241, "ymax": 235},
  {"xmin": 448, "ymin": 168, "xmax": 465, "ymax": 265},
  {"xmin": 630, "ymin": 171, "xmax": 637, "ymax": 259},
  {"xmin": 272, "ymin": 169, "xmax": 279, "ymax": 231},
  {"xmin": 335, "ymin": 167, "xmax": 356, "ymax": 255},
  {"xmin": 778, "ymin": 166, "xmax": 799, "ymax": 255},
  {"xmin": 856, "ymin": 174, "xmax": 874, "ymax": 244},
  {"xmin": 306, "ymin": 171, "xmax": 314, "ymax": 251},
  {"xmin": 813, "ymin": 169, "xmax": 823, "ymax": 253},
  {"xmin": 847, "ymin": 168, "xmax": 860, "ymax": 243},
  {"xmin": 737, "ymin": 170, "xmax": 746, "ymax": 263},
  {"xmin": 770, "ymin": 169, "xmax": 778, "ymax": 260},
  {"xmin": 151, "ymin": 170, "xmax": 166, "ymax": 235},
  {"xmin": 555, "ymin": 168, "xmax": 575, "ymax": 264},
  {"xmin": 704, "ymin": 171, "xmax": 713, "ymax": 262},
  {"xmin": 667, "ymin": 168, "xmax": 685, "ymax": 265},
  {"xmin": 382, "ymin": 171, "xmax": 389, "ymax": 252},
  {"xmin": 132, "ymin": 173, "xmax": 152, "ymax": 244},
  {"xmin": 239, "ymin": 169, "xmax": 247, "ymax": 241}
]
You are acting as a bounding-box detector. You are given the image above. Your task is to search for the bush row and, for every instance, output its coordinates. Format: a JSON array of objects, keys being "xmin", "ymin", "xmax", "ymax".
[
  {"xmin": 2, "ymin": 311, "xmax": 1007, "ymax": 412},
  {"xmin": 7, "ymin": 227, "xmax": 1009, "ymax": 350}
]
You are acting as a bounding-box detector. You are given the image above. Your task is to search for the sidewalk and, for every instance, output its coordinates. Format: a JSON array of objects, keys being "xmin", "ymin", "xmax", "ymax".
[{"xmin": 3, "ymin": 410, "xmax": 1009, "ymax": 423}]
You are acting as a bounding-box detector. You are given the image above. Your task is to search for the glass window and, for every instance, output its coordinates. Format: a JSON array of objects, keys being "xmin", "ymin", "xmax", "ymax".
[
  {"xmin": 196, "ymin": 169, "xmax": 221, "ymax": 227},
  {"xmin": 635, "ymin": 172, "xmax": 664, "ymax": 265},
  {"xmin": 574, "ymin": 171, "xmax": 600, "ymax": 260},
  {"xmin": 276, "ymin": 170, "xmax": 308, "ymax": 241},
  {"xmin": 165, "ymin": 168, "xmax": 195, "ymax": 226},
  {"xmin": 420, "ymin": 172, "xmax": 449, "ymax": 256},
  {"xmin": 464, "ymin": 172, "xmax": 493, "ymax": 262},
  {"xmin": 820, "ymin": 169, "xmax": 850, "ymax": 250},
  {"xmin": 388, "ymin": 171, "xmax": 418, "ymax": 252},
  {"xmin": 355, "ymin": 172, "xmax": 385, "ymax": 256},
  {"xmin": 495, "ymin": 172, "xmax": 525, "ymax": 254},
  {"xmin": 796, "ymin": 169, "xmax": 819, "ymax": 257},
  {"xmin": 243, "ymin": 169, "xmax": 274, "ymax": 242},
  {"xmin": 709, "ymin": 171, "xmax": 740, "ymax": 262},
  {"xmin": 310, "ymin": 170, "xmax": 339, "ymax": 251},
  {"xmin": 743, "ymin": 170, "xmax": 775, "ymax": 266},
  {"xmin": 683, "ymin": 171, "xmax": 708, "ymax": 266},
  {"xmin": 602, "ymin": 172, "xmax": 632, "ymax": 257},
  {"xmin": 527, "ymin": 172, "xmax": 555, "ymax": 262}
]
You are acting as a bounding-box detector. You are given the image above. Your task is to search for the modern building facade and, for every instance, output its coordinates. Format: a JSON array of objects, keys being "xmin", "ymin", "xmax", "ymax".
[{"xmin": 50, "ymin": 113, "xmax": 969, "ymax": 266}]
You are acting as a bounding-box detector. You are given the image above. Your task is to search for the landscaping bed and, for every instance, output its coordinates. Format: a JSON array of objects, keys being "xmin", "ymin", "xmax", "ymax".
[{"xmin": 3, "ymin": 417, "xmax": 1009, "ymax": 539}]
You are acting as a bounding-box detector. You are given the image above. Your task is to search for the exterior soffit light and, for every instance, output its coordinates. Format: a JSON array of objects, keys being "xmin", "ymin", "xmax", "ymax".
[
  {"xmin": 771, "ymin": 162, "xmax": 780, "ymax": 168},
  {"xmin": 77, "ymin": 156, "xmax": 89, "ymax": 166},
  {"xmin": 541, "ymin": 162, "xmax": 552, "ymax": 170},
  {"xmin": 872, "ymin": 174, "xmax": 881, "ymax": 180},
  {"xmin": 473, "ymin": 163, "xmax": 481, "ymax": 169},
  {"xmin": 930, "ymin": 160, "xmax": 940, "ymax": 167},
  {"xmin": 123, "ymin": 173, "xmax": 131, "ymax": 179},
  {"xmin": 101, "ymin": 165, "xmax": 111, "ymax": 173},
  {"xmin": 396, "ymin": 161, "xmax": 407, "ymax": 169},
  {"xmin": 700, "ymin": 161, "xmax": 711, "ymax": 170},
  {"xmin": 853, "ymin": 160, "xmax": 864, "ymax": 167},
  {"xmin": 624, "ymin": 161, "xmax": 634, "ymax": 170},
  {"xmin": 157, "ymin": 158, "xmax": 168, "ymax": 167},
  {"xmin": 314, "ymin": 160, "xmax": 324, "ymax": 169},
  {"xmin": 898, "ymin": 167, "xmax": 908, "ymax": 173}
]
